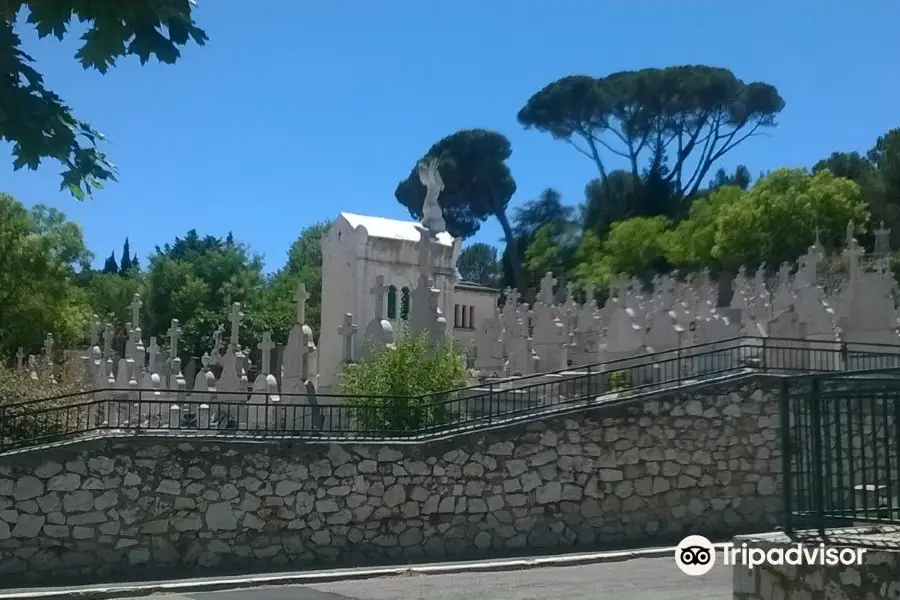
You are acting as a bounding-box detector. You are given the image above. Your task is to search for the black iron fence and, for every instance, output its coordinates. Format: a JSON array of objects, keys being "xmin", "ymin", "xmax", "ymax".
[
  {"xmin": 781, "ymin": 372, "xmax": 900, "ymax": 533},
  {"xmin": 4, "ymin": 336, "xmax": 900, "ymax": 451}
]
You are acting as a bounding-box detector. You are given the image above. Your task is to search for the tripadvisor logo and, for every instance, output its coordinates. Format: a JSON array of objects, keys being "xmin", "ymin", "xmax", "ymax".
[
  {"xmin": 675, "ymin": 535, "xmax": 867, "ymax": 575},
  {"xmin": 675, "ymin": 535, "xmax": 716, "ymax": 576}
]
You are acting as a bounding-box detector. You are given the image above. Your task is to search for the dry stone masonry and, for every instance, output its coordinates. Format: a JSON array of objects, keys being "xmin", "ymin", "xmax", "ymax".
[
  {"xmin": 732, "ymin": 530, "xmax": 900, "ymax": 600},
  {"xmin": 0, "ymin": 380, "xmax": 781, "ymax": 585}
]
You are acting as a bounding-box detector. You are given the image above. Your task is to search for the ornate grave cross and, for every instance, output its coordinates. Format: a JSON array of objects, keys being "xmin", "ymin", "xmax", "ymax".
[
  {"xmin": 370, "ymin": 275, "xmax": 388, "ymax": 318},
  {"xmin": 147, "ymin": 337, "xmax": 160, "ymax": 372},
  {"xmin": 102, "ymin": 323, "xmax": 114, "ymax": 359},
  {"xmin": 129, "ymin": 294, "xmax": 143, "ymax": 330},
  {"xmin": 167, "ymin": 319, "xmax": 182, "ymax": 359},
  {"xmin": 258, "ymin": 331, "xmax": 275, "ymax": 375},
  {"xmin": 338, "ymin": 313, "xmax": 358, "ymax": 363},
  {"xmin": 43, "ymin": 333, "xmax": 54, "ymax": 362},
  {"xmin": 15, "ymin": 347, "xmax": 24, "ymax": 370},
  {"xmin": 295, "ymin": 283, "xmax": 309, "ymax": 325},
  {"xmin": 89, "ymin": 314, "xmax": 101, "ymax": 347},
  {"xmin": 228, "ymin": 302, "xmax": 243, "ymax": 350},
  {"xmin": 539, "ymin": 272, "xmax": 557, "ymax": 305}
]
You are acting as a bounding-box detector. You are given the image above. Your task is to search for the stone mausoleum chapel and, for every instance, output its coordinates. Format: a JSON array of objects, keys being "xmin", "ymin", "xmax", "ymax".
[{"xmin": 318, "ymin": 212, "xmax": 501, "ymax": 388}]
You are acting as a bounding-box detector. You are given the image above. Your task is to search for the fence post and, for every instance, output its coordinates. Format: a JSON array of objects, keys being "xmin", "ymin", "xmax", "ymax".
[
  {"xmin": 779, "ymin": 378, "xmax": 794, "ymax": 535},
  {"xmin": 809, "ymin": 377, "xmax": 826, "ymax": 535}
]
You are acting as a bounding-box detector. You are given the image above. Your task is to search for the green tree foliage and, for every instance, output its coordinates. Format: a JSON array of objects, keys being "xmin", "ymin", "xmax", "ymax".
[
  {"xmin": 573, "ymin": 217, "xmax": 671, "ymax": 285},
  {"xmin": 145, "ymin": 229, "xmax": 267, "ymax": 358},
  {"xmin": 582, "ymin": 171, "xmax": 636, "ymax": 234},
  {"xmin": 394, "ymin": 129, "xmax": 525, "ymax": 292},
  {"xmin": 101, "ymin": 252, "xmax": 117, "ymax": 274},
  {"xmin": 119, "ymin": 238, "xmax": 132, "ymax": 274},
  {"xmin": 524, "ymin": 224, "xmax": 575, "ymax": 283},
  {"xmin": 259, "ymin": 221, "xmax": 330, "ymax": 340},
  {"xmin": 1, "ymin": 1, "xmax": 207, "ymax": 198},
  {"xmin": 504, "ymin": 188, "xmax": 578, "ymax": 290},
  {"xmin": 518, "ymin": 66, "xmax": 784, "ymax": 220},
  {"xmin": 457, "ymin": 243, "xmax": 500, "ymax": 286},
  {"xmin": 708, "ymin": 165, "xmax": 752, "ymax": 192},
  {"xmin": 81, "ymin": 271, "xmax": 147, "ymax": 329},
  {"xmin": 665, "ymin": 186, "xmax": 744, "ymax": 270},
  {"xmin": 341, "ymin": 328, "xmax": 469, "ymax": 433},
  {"xmin": 0, "ymin": 193, "xmax": 92, "ymax": 356},
  {"xmin": 667, "ymin": 169, "xmax": 870, "ymax": 270},
  {"xmin": 813, "ymin": 152, "xmax": 873, "ymax": 183}
]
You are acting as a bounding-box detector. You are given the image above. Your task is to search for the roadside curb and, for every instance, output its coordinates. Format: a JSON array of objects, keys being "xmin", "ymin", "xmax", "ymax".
[{"xmin": 0, "ymin": 545, "xmax": 690, "ymax": 599}]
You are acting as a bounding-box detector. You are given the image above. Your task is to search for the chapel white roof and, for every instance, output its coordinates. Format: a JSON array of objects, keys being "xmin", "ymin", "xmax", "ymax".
[{"xmin": 340, "ymin": 212, "xmax": 454, "ymax": 246}]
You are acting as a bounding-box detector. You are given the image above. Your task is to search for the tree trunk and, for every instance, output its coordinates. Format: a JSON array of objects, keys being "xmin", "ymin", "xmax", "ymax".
[{"xmin": 496, "ymin": 210, "xmax": 527, "ymax": 297}]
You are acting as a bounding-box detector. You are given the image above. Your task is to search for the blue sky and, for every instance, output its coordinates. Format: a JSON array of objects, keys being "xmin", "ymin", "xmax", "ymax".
[{"xmin": 3, "ymin": 1, "xmax": 899, "ymax": 273}]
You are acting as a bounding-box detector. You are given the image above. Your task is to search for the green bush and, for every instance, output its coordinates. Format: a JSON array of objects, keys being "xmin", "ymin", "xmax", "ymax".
[
  {"xmin": 340, "ymin": 327, "xmax": 469, "ymax": 433},
  {"xmin": 608, "ymin": 369, "xmax": 632, "ymax": 392}
]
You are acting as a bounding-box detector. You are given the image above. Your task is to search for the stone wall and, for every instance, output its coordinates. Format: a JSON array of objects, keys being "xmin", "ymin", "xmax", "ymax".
[
  {"xmin": 0, "ymin": 379, "xmax": 782, "ymax": 586},
  {"xmin": 732, "ymin": 530, "xmax": 900, "ymax": 600}
]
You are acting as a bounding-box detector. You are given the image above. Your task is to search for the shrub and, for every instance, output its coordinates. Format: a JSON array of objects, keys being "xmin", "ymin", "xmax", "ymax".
[
  {"xmin": 607, "ymin": 369, "xmax": 632, "ymax": 392},
  {"xmin": 0, "ymin": 360, "xmax": 94, "ymax": 447},
  {"xmin": 340, "ymin": 327, "xmax": 469, "ymax": 433}
]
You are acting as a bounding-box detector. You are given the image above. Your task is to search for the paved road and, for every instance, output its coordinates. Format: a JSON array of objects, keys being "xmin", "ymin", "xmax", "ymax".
[{"xmin": 134, "ymin": 558, "xmax": 732, "ymax": 600}]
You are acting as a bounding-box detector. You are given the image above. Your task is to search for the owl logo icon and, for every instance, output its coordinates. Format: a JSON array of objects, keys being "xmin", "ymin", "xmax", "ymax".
[{"xmin": 675, "ymin": 535, "xmax": 716, "ymax": 576}]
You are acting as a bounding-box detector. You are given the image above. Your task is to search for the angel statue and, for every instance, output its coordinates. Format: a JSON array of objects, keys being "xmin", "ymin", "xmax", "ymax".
[{"xmin": 418, "ymin": 158, "xmax": 447, "ymax": 234}]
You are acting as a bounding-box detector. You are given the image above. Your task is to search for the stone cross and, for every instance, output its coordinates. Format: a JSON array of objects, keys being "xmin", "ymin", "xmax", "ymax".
[
  {"xmin": 806, "ymin": 243, "xmax": 822, "ymax": 281},
  {"xmin": 539, "ymin": 272, "xmax": 557, "ymax": 305},
  {"xmin": 102, "ymin": 324, "xmax": 114, "ymax": 359},
  {"xmin": 295, "ymin": 283, "xmax": 309, "ymax": 325},
  {"xmin": 147, "ymin": 337, "xmax": 160, "ymax": 372},
  {"xmin": 338, "ymin": 313, "xmax": 358, "ymax": 362},
  {"xmin": 15, "ymin": 347, "xmax": 24, "ymax": 369},
  {"xmin": 167, "ymin": 319, "xmax": 182, "ymax": 358},
  {"xmin": 228, "ymin": 302, "xmax": 243, "ymax": 350},
  {"xmin": 258, "ymin": 331, "xmax": 275, "ymax": 375},
  {"xmin": 843, "ymin": 223, "xmax": 864, "ymax": 280},
  {"xmin": 89, "ymin": 314, "xmax": 101, "ymax": 347},
  {"xmin": 370, "ymin": 275, "xmax": 388, "ymax": 318},
  {"xmin": 43, "ymin": 333, "xmax": 54, "ymax": 359},
  {"xmin": 129, "ymin": 294, "xmax": 143, "ymax": 329}
]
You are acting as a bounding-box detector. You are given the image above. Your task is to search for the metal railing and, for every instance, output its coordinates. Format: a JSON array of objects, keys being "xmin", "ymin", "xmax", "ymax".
[
  {"xmin": 781, "ymin": 371, "xmax": 900, "ymax": 533},
  {"xmin": 4, "ymin": 336, "xmax": 900, "ymax": 451}
]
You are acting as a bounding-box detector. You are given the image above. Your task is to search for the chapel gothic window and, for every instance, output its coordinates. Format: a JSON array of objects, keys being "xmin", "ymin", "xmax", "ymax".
[{"xmin": 387, "ymin": 285, "xmax": 397, "ymax": 319}]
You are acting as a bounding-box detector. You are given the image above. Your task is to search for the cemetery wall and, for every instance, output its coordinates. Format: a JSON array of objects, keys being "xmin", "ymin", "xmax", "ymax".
[{"xmin": 0, "ymin": 379, "xmax": 782, "ymax": 586}]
